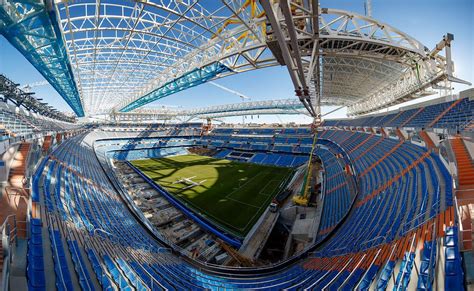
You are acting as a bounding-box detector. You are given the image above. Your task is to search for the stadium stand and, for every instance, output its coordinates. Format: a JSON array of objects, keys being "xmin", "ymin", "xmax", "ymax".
[
  {"xmin": 0, "ymin": 103, "xmax": 77, "ymax": 138},
  {"xmin": 314, "ymin": 147, "xmax": 354, "ymax": 241},
  {"xmin": 324, "ymin": 96, "xmax": 473, "ymax": 131},
  {"xmin": 0, "ymin": 2, "xmax": 472, "ymax": 287},
  {"xmin": 4, "ymin": 117, "xmax": 467, "ymax": 289}
]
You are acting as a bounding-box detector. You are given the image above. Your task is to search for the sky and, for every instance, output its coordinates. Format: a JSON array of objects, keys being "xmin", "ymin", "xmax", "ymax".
[{"xmin": 0, "ymin": 0, "xmax": 473, "ymax": 124}]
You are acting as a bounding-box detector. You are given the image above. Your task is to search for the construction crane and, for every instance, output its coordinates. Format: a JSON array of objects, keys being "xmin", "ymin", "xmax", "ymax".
[
  {"xmin": 293, "ymin": 132, "xmax": 319, "ymax": 206},
  {"xmin": 208, "ymin": 81, "xmax": 251, "ymax": 101},
  {"xmin": 209, "ymin": 81, "xmax": 252, "ymax": 124},
  {"xmin": 292, "ymin": 106, "xmax": 346, "ymax": 206}
]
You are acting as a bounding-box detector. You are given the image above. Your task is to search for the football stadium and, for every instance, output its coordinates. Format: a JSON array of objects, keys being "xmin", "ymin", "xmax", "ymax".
[{"xmin": 0, "ymin": 0, "xmax": 473, "ymax": 290}]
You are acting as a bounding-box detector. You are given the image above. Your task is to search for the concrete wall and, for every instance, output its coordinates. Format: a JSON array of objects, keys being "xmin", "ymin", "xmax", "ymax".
[
  {"xmin": 427, "ymin": 131, "xmax": 441, "ymax": 147},
  {"xmin": 460, "ymin": 88, "xmax": 474, "ymax": 99},
  {"xmin": 463, "ymin": 137, "xmax": 474, "ymax": 159},
  {"xmin": 0, "ymin": 144, "xmax": 20, "ymax": 189}
]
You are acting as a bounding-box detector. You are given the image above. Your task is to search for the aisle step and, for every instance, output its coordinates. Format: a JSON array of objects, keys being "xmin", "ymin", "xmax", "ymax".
[{"xmin": 451, "ymin": 136, "xmax": 474, "ymax": 187}]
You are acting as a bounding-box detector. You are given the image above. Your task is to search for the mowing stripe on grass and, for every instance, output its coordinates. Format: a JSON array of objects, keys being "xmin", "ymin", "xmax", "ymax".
[
  {"xmin": 131, "ymin": 154, "xmax": 293, "ymax": 237},
  {"xmin": 259, "ymin": 180, "xmax": 282, "ymax": 196}
]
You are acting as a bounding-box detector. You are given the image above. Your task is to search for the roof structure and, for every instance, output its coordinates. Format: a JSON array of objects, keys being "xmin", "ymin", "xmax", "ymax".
[
  {"xmin": 0, "ymin": 74, "xmax": 76, "ymax": 122},
  {"xmin": 260, "ymin": 2, "xmax": 470, "ymax": 116},
  {"xmin": 56, "ymin": 0, "xmax": 274, "ymax": 115},
  {"xmin": 111, "ymin": 98, "xmax": 308, "ymax": 122},
  {"xmin": 0, "ymin": 0, "xmax": 84, "ymax": 116},
  {"xmin": 1, "ymin": 0, "xmax": 470, "ymax": 118}
]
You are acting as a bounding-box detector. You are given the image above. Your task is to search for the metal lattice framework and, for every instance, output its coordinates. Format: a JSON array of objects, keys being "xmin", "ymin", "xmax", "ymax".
[
  {"xmin": 0, "ymin": 74, "xmax": 76, "ymax": 122},
  {"xmin": 186, "ymin": 98, "xmax": 308, "ymax": 118},
  {"xmin": 111, "ymin": 98, "xmax": 308, "ymax": 121},
  {"xmin": 2, "ymin": 0, "xmax": 469, "ymax": 117},
  {"xmin": 56, "ymin": 0, "xmax": 276, "ymax": 115},
  {"xmin": 261, "ymin": 1, "xmax": 469, "ymax": 116},
  {"xmin": 0, "ymin": 0, "xmax": 84, "ymax": 116}
]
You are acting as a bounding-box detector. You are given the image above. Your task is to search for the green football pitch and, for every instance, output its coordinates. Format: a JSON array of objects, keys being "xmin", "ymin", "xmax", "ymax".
[{"xmin": 131, "ymin": 154, "xmax": 293, "ymax": 238}]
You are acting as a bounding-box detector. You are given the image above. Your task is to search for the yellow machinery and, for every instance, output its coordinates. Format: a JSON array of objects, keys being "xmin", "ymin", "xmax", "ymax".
[
  {"xmin": 211, "ymin": 0, "xmax": 266, "ymax": 48},
  {"xmin": 292, "ymin": 128, "xmax": 319, "ymax": 206}
]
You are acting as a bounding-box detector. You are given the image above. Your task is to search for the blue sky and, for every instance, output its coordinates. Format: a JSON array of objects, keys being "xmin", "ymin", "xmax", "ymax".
[{"xmin": 1, "ymin": 0, "xmax": 472, "ymax": 123}]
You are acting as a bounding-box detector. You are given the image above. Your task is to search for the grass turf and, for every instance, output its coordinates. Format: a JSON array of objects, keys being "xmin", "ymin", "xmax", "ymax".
[{"xmin": 131, "ymin": 154, "xmax": 293, "ymax": 238}]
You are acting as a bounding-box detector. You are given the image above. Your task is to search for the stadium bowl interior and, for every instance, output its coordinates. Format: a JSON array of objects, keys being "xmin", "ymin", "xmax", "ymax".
[{"xmin": 0, "ymin": 0, "xmax": 473, "ymax": 290}]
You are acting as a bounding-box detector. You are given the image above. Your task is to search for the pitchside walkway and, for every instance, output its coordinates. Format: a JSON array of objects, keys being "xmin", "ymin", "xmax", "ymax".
[{"xmin": 239, "ymin": 210, "xmax": 279, "ymax": 261}]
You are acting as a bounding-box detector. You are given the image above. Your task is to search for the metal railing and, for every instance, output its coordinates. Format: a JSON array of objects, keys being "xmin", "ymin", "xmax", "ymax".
[
  {"xmin": 426, "ymin": 221, "xmax": 438, "ymax": 288},
  {"xmin": 47, "ymin": 216, "xmax": 68, "ymax": 290},
  {"xmin": 89, "ymin": 229, "xmax": 163, "ymax": 290},
  {"xmin": 454, "ymin": 193, "xmax": 473, "ymax": 251},
  {"xmin": 4, "ymin": 187, "xmax": 30, "ymax": 211},
  {"xmin": 394, "ymin": 232, "xmax": 417, "ymax": 291},
  {"xmin": 353, "ymin": 248, "xmax": 382, "ymax": 290},
  {"xmin": 359, "ymin": 235, "xmax": 386, "ymax": 249},
  {"xmin": 1, "ymin": 214, "xmax": 24, "ymax": 291},
  {"xmin": 373, "ymin": 243, "xmax": 397, "ymax": 287},
  {"xmin": 338, "ymin": 253, "xmax": 367, "ymax": 290},
  {"xmin": 66, "ymin": 230, "xmax": 94, "ymax": 291},
  {"xmin": 401, "ymin": 200, "xmax": 440, "ymax": 236}
]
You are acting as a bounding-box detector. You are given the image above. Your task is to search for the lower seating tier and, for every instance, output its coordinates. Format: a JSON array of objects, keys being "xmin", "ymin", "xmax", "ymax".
[{"xmin": 26, "ymin": 128, "xmax": 465, "ymax": 289}]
